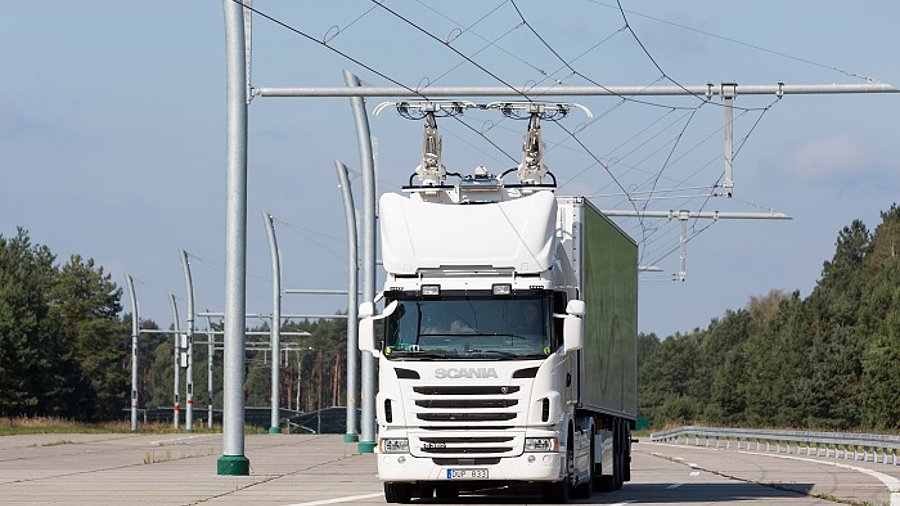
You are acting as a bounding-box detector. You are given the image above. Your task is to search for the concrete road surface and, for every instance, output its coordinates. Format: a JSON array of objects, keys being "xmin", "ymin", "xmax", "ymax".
[{"xmin": 0, "ymin": 434, "xmax": 897, "ymax": 505}]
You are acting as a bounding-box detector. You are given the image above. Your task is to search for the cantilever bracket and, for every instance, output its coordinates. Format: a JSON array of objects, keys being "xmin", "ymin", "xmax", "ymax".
[{"xmin": 721, "ymin": 82, "xmax": 738, "ymax": 197}]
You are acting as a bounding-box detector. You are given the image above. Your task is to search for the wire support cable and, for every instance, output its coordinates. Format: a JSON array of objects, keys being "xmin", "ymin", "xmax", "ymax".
[
  {"xmin": 368, "ymin": 0, "xmax": 533, "ymax": 103},
  {"xmin": 509, "ymin": 0, "xmax": 699, "ymax": 112},
  {"xmin": 229, "ymin": 0, "xmax": 518, "ymax": 165},
  {"xmin": 585, "ymin": 0, "xmax": 881, "ymax": 84},
  {"xmin": 320, "ymin": 4, "xmax": 380, "ymax": 45}
]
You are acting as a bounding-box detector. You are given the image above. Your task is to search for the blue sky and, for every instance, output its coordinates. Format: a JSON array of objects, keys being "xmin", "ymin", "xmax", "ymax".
[{"xmin": 2, "ymin": 1, "xmax": 898, "ymax": 338}]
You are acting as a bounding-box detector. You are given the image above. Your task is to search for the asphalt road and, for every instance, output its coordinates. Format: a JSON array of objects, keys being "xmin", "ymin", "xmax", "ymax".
[{"xmin": 0, "ymin": 434, "xmax": 896, "ymax": 505}]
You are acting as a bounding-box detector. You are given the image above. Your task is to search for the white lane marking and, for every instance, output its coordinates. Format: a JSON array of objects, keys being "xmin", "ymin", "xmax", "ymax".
[
  {"xmin": 688, "ymin": 462, "xmax": 698, "ymax": 468},
  {"xmin": 650, "ymin": 442, "xmax": 900, "ymax": 505},
  {"xmin": 282, "ymin": 492, "xmax": 385, "ymax": 506},
  {"xmin": 690, "ymin": 471, "xmax": 700, "ymax": 477},
  {"xmin": 734, "ymin": 450, "xmax": 900, "ymax": 506},
  {"xmin": 609, "ymin": 502, "xmax": 634, "ymax": 506},
  {"xmin": 149, "ymin": 435, "xmax": 205, "ymax": 445},
  {"xmin": 666, "ymin": 483, "xmax": 683, "ymax": 490}
]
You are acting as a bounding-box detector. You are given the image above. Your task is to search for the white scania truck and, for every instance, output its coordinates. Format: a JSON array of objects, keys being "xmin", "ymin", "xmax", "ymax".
[{"xmin": 359, "ymin": 102, "xmax": 638, "ymax": 503}]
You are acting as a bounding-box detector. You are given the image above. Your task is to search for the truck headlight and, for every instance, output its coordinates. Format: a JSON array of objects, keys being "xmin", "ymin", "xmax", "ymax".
[
  {"xmin": 524, "ymin": 437, "xmax": 558, "ymax": 452},
  {"xmin": 379, "ymin": 438, "xmax": 409, "ymax": 454}
]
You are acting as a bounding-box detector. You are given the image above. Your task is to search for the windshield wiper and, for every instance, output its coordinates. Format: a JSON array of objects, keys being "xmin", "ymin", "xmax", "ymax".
[
  {"xmin": 389, "ymin": 350, "xmax": 456, "ymax": 360},
  {"xmin": 465, "ymin": 349, "xmax": 518, "ymax": 358}
]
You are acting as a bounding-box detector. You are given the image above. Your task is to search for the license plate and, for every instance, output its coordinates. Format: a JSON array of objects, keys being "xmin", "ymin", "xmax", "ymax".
[{"xmin": 446, "ymin": 468, "xmax": 489, "ymax": 480}]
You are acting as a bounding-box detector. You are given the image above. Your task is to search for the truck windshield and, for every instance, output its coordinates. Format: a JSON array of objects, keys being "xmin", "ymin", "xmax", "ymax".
[{"xmin": 383, "ymin": 297, "xmax": 550, "ymax": 360}]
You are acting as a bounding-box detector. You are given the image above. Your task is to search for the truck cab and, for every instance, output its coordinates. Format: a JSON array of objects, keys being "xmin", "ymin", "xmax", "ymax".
[{"xmin": 359, "ymin": 102, "xmax": 635, "ymax": 503}]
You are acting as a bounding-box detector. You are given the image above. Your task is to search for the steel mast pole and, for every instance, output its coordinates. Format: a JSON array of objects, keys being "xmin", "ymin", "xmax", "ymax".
[
  {"xmin": 169, "ymin": 294, "xmax": 181, "ymax": 429},
  {"xmin": 342, "ymin": 70, "xmax": 377, "ymax": 454},
  {"xmin": 335, "ymin": 160, "xmax": 359, "ymax": 443},
  {"xmin": 125, "ymin": 274, "xmax": 139, "ymax": 432},
  {"xmin": 179, "ymin": 249, "xmax": 195, "ymax": 433},
  {"xmin": 206, "ymin": 312, "xmax": 215, "ymax": 429},
  {"xmin": 218, "ymin": 0, "xmax": 250, "ymax": 476},
  {"xmin": 262, "ymin": 212, "xmax": 282, "ymax": 434}
]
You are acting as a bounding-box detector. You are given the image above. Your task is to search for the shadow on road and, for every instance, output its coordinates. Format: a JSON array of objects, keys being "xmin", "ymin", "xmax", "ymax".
[{"xmin": 403, "ymin": 482, "xmax": 816, "ymax": 504}]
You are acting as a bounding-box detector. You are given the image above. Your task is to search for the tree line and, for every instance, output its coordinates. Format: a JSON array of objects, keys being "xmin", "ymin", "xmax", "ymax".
[
  {"xmin": 3, "ymin": 203, "xmax": 897, "ymax": 430},
  {"xmin": 142, "ymin": 317, "xmax": 350, "ymax": 416},
  {"xmin": 638, "ymin": 204, "xmax": 900, "ymax": 431},
  {"xmin": 0, "ymin": 228, "xmax": 127, "ymax": 420},
  {"xmin": 0, "ymin": 228, "xmax": 351, "ymax": 422}
]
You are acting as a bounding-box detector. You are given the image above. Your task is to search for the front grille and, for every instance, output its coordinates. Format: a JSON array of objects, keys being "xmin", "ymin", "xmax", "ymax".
[
  {"xmin": 413, "ymin": 386, "xmax": 519, "ymax": 395},
  {"xmin": 420, "ymin": 425, "xmax": 513, "ymax": 431},
  {"xmin": 422, "ymin": 446, "xmax": 513, "ymax": 454},
  {"xmin": 415, "ymin": 399, "xmax": 517, "ymax": 409},
  {"xmin": 433, "ymin": 458, "xmax": 501, "ymax": 466},
  {"xmin": 418, "ymin": 412, "xmax": 516, "ymax": 422},
  {"xmin": 408, "ymin": 381, "xmax": 528, "ymax": 457},
  {"xmin": 420, "ymin": 436, "xmax": 514, "ymax": 444}
]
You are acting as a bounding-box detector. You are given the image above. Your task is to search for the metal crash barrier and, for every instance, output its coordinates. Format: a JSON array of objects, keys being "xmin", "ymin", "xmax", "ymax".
[{"xmin": 651, "ymin": 426, "xmax": 900, "ymax": 466}]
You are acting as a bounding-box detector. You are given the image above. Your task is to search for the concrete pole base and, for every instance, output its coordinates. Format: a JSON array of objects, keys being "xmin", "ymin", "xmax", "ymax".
[
  {"xmin": 217, "ymin": 455, "xmax": 250, "ymax": 476},
  {"xmin": 358, "ymin": 441, "xmax": 376, "ymax": 454},
  {"xmin": 268, "ymin": 427, "xmax": 282, "ymax": 434},
  {"xmin": 343, "ymin": 433, "xmax": 359, "ymax": 443}
]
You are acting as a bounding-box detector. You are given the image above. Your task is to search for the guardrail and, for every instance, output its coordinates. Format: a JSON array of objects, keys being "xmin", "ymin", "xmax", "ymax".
[{"xmin": 650, "ymin": 426, "xmax": 900, "ymax": 466}]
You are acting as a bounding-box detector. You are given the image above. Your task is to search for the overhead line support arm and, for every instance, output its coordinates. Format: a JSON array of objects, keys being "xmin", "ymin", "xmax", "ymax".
[{"xmin": 254, "ymin": 82, "xmax": 897, "ymax": 98}]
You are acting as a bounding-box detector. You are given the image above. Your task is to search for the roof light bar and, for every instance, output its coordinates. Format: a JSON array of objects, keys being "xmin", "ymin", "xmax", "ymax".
[{"xmin": 421, "ymin": 284, "xmax": 441, "ymax": 296}]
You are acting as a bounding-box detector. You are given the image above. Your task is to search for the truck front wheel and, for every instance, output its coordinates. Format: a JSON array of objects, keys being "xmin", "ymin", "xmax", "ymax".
[
  {"xmin": 573, "ymin": 424, "xmax": 594, "ymax": 499},
  {"xmin": 542, "ymin": 479, "xmax": 570, "ymax": 503},
  {"xmin": 434, "ymin": 484, "xmax": 459, "ymax": 500},
  {"xmin": 384, "ymin": 482, "xmax": 412, "ymax": 504},
  {"xmin": 543, "ymin": 425, "xmax": 575, "ymax": 503}
]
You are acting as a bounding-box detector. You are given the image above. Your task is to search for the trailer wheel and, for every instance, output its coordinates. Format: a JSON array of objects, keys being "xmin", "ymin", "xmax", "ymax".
[
  {"xmin": 623, "ymin": 422, "xmax": 632, "ymax": 483},
  {"xmin": 384, "ymin": 482, "xmax": 412, "ymax": 504},
  {"xmin": 614, "ymin": 419, "xmax": 624, "ymax": 490},
  {"xmin": 596, "ymin": 419, "xmax": 619, "ymax": 492}
]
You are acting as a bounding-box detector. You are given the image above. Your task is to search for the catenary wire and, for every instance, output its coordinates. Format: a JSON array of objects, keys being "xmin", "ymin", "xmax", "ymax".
[
  {"xmin": 584, "ymin": 0, "xmax": 878, "ymax": 83},
  {"xmin": 367, "ymin": 0, "xmax": 643, "ymax": 218},
  {"xmin": 228, "ymin": 0, "xmax": 519, "ymax": 163}
]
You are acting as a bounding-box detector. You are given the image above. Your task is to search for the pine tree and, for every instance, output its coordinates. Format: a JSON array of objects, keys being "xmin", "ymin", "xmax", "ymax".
[
  {"xmin": 52, "ymin": 255, "xmax": 128, "ymax": 420},
  {"xmin": 0, "ymin": 229, "xmax": 73, "ymax": 417}
]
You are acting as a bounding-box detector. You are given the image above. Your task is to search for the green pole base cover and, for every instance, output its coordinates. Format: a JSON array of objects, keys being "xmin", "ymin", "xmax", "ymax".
[
  {"xmin": 343, "ymin": 433, "xmax": 359, "ymax": 443},
  {"xmin": 184, "ymin": 428, "xmax": 195, "ymax": 434},
  {"xmin": 358, "ymin": 441, "xmax": 376, "ymax": 454},
  {"xmin": 268, "ymin": 426, "xmax": 282, "ymax": 434},
  {"xmin": 217, "ymin": 455, "xmax": 250, "ymax": 476}
]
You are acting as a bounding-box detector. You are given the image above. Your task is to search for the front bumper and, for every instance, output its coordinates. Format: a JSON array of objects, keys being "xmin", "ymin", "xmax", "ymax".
[{"xmin": 377, "ymin": 451, "xmax": 563, "ymax": 483}]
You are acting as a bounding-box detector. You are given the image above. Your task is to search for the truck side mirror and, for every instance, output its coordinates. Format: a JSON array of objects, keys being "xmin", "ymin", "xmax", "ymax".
[
  {"xmin": 562, "ymin": 315, "xmax": 584, "ymax": 353},
  {"xmin": 358, "ymin": 301, "xmax": 399, "ymax": 357},
  {"xmin": 562, "ymin": 299, "xmax": 585, "ymax": 353},
  {"xmin": 359, "ymin": 301, "xmax": 377, "ymax": 355},
  {"xmin": 359, "ymin": 317, "xmax": 377, "ymax": 355}
]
